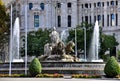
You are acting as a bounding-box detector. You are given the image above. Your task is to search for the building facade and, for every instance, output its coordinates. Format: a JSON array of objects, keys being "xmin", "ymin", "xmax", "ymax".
[{"xmin": 8, "ymin": 0, "xmax": 120, "ymax": 52}]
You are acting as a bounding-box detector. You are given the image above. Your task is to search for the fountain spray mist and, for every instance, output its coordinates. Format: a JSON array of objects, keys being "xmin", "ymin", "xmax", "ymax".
[
  {"xmin": 88, "ymin": 21, "xmax": 100, "ymax": 61},
  {"xmin": 12, "ymin": 17, "xmax": 20, "ymax": 60}
]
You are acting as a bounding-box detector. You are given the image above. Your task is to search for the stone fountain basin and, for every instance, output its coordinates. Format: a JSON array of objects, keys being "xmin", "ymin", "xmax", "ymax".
[{"xmin": 0, "ymin": 62, "xmax": 105, "ymax": 75}]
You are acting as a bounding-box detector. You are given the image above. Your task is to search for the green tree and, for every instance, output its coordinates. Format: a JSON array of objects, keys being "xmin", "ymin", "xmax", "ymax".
[
  {"xmin": 29, "ymin": 58, "xmax": 42, "ymax": 77},
  {"xmin": 21, "ymin": 29, "xmax": 50, "ymax": 57},
  {"xmin": 0, "ymin": 0, "xmax": 10, "ymax": 55},
  {"xmin": 104, "ymin": 56, "xmax": 120, "ymax": 77},
  {"xmin": 100, "ymin": 34, "xmax": 118, "ymax": 57},
  {"xmin": 67, "ymin": 22, "xmax": 93, "ymax": 55},
  {"xmin": 68, "ymin": 22, "xmax": 118, "ymax": 58}
]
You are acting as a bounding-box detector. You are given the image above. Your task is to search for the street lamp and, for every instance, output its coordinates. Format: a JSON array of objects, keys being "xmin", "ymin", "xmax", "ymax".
[
  {"xmin": 75, "ymin": 27, "xmax": 86, "ymax": 61},
  {"xmin": 83, "ymin": 27, "xmax": 86, "ymax": 61},
  {"xmin": 25, "ymin": 3, "xmax": 28, "ymax": 75},
  {"xmin": 9, "ymin": 4, "xmax": 13, "ymax": 76}
]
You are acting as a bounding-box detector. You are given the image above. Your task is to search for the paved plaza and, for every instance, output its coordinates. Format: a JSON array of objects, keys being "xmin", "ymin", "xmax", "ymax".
[{"xmin": 0, "ymin": 78, "xmax": 119, "ymax": 81}]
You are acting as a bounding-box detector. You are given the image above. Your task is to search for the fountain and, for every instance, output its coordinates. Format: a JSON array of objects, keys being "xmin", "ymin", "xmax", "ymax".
[
  {"xmin": 12, "ymin": 17, "xmax": 23, "ymax": 62},
  {"xmin": 39, "ymin": 27, "xmax": 79, "ymax": 62},
  {"xmin": 1, "ymin": 25, "xmax": 104, "ymax": 75},
  {"xmin": 88, "ymin": 21, "xmax": 103, "ymax": 62}
]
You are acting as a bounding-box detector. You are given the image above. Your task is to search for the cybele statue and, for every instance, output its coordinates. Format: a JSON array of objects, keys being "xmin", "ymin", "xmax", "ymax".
[{"xmin": 39, "ymin": 27, "xmax": 79, "ymax": 62}]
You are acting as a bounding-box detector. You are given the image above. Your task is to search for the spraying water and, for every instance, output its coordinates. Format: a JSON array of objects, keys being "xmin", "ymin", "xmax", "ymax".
[
  {"xmin": 12, "ymin": 17, "xmax": 20, "ymax": 61},
  {"xmin": 88, "ymin": 21, "xmax": 100, "ymax": 62},
  {"xmin": 60, "ymin": 29, "xmax": 69, "ymax": 43}
]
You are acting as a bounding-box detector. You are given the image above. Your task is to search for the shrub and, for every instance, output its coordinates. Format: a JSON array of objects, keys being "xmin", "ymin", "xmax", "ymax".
[
  {"xmin": 104, "ymin": 56, "xmax": 120, "ymax": 77},
  {"xmin": 29, "ymin": 58, "xmax": 42, "ymax": 77}
]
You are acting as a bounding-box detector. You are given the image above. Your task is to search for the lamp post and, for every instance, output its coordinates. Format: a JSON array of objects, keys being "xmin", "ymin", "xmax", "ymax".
[
  {"xmin": 25, "ymin": 4, "xmax": 28, "ymax": 75},
  {"xmin": 9, "ymin": 4, "xmax": 13, "ymax": 76},
  {"xmin": 75, "ymin": 27, "xmax": 77, "ymax": 57},
  {"xmin": 83, "ymin": 27, "xmax": 86, "ymax": 61},
  {"xmin": 75, "ymin": 27, "xmax": 86, "ymax": 61}
]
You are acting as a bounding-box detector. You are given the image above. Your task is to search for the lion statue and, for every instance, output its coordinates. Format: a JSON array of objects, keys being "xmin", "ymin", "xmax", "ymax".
[
  {"xmin": 65, "ymin": 41, "xmax": 75, "ymax": 54},
  {"xmin": 51, "ymin": 41, "xmax": 65, "ymax": 55}
]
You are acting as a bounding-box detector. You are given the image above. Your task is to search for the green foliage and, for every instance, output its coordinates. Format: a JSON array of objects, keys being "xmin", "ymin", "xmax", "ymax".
[
  {"xmin": 29, "ymin": 58, "xmax": 42, "ymax": 77},
  {"xmin": 117, "ymin": 50, "xmax": 120, "ymax": 60},
  {"xmin": 101, "ymin": 54, "xmax": 110, "ymax": 62},
  {"xmin": 68, "ymin": 22, "xmax": 118, "ymax": 58},
  {"xmin": 0, "ymin": 1, "xmax": 10, "ymax": 52},
  {"xmin": 104, "ymin": 56, "xmax": 120, "ymax": 77},
  {"xmin": 100, "ymin": 34, "xmax": 118, "ymax": 57},
  {"xmin": 21, "ymin": 29, "xmax": 50, "ymax": 56},
  {"xmin": 67, "ymin": 22, "xmax": 93, "ymax": 54}
]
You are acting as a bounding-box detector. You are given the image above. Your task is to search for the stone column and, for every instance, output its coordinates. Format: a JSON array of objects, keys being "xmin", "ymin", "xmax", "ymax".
[
  {"xmin": 104, "ymin": 2, "xmax": 107, "ymax": 28},
  {"xmin": 118, "ymin": 3, "xmax": 120, "ymax": 26},
  {"xmin": 45, "ymin": 3, "xmax": 52, "ymax": 28},
  {"xmin": 71, "ymin": 0, "xmax": 77, "ymax": 28},
  {"xmin": 61, "ymin": 2, "xmax": 67, "ymax": 27},
  {"xmin": 91, "ymin": 3, "xmax": 94, "ymax": 24}
]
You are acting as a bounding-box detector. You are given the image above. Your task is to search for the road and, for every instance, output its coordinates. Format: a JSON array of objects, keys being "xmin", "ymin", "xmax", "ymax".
[{"xmin": 0, "ymin": 78, "xmax": 119, "ymax": 81}]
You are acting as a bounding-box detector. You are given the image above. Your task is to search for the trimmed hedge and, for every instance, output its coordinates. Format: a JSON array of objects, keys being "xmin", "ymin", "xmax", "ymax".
[
  {"xmin": 104, "ymin": 56, "xmax": 120, "ymax": 77},
  {"xmin": 29, "ymin": 58, "xmax": 42, "ymax": 77}
]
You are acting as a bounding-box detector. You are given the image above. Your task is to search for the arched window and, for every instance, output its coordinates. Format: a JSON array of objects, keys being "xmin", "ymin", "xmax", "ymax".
[
  {"xmin": 29, "ymin": 3, "xmax": 33, "ymax": 10},
  {"xmin": 57, "ymin": 3, "xmax": 61, "ymax": 8},
  {"xmin": 111, "ymin": 1, "xmax": 114, "ymax": 6},
  {"xmin": 67, "ymin": 2, "xmax": 71, "ymax": 8},
  {"xmin": 97, "ymin": 2, "xmax": 101, "ymax": 7},
  {"xmin": 85, "ymin": 3, "xmax": 88, "ymax": 8},
  {"xmin": 40, "ymin": 3, "xmax": 44, "ymax": 10},
  {"xmin": 68, "ymin": 15, "xmax": 71, "ymax": 27}
]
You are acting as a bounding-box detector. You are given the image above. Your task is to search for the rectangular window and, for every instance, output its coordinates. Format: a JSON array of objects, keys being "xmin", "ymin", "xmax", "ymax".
[
  {"xmin": 107, "ymin": 2, "xmax": 109, "ymax": 6},
  {"xmin": 102, "ymin": 15, "xmax": 104, "ymax": 27},
  {"xmin": 58, "ymin": 16, "xmax": 61, "ymax": 27},
  {"xmin": 82, "ymin": 17, "xmax": 83, "ymax": 23},
  {"xmin": 40, "ymin": 3, "xmax": 44, "ymax": 10},
  {"xmin": 97, "ymin": 2, "xmax": 101, "ymax": 7},
  {"xmin": 82, "ymin": 4, "xmax": 83, "ymax": 8},
  {"xmin": 85, "ymin": 4, "xmax": 88, "ymax": 8},
  {"xmin": 90, "ymin": 16, "xmax": 91, "ymax": 24},
  {"xmin": 29, "ymin": 3, "xmax": 33, "ymax": 10},
  {"xmin": 94, "ymin": 16, "xmax": 96, "ymax": 22},
  {"xmin": 94, "ymin": 3, "xmax": 96, "ymax": 7},
  {"xmin": 85, "ymin": 16, "xmax": 88, "ymax": 23},
  {"xmin": 102, "ymin": 2, "xmax": 104, "ymax": 7},
  {"xmin": 68, "ymin": 3, "xmax": 71, "ymax": 8},
  {"xmin": 89, "ymin": 3, "xmax": 91, "ymax": 8},
  {"xmin": 57, "ymin": 3, "xmax": 61, "ymax": 8},
  {"xmin": 98, "ymin": 15, "xmax": 101, "ymax": 21},
  {"xmin": 34, "ymin": 15, "xmax": 39, "ymax": 27},
  {"xmin": 116, "ymin": 1, "xmax": 118, "ymax": 5},
  {"xmin": 68, "ymin": 15, "xmax": 71, "ymax": 27},
  {"xmin": 111, "ymin": 1, "xmax": 114, "ymax": 6},
  {"xmin": 98, "ymin": 15, "xmax": 101, "ymax": 26},
  {"xmin": 111, "ymin": 14, "xmax": 115, "ymax": 26},
  {"xmin": 107, "ymin": 15, "xmax": 109, "ymax": 26},
  {"xmin": 116, "ymin": 14, "xmax": 118, "ymax": 26}
]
